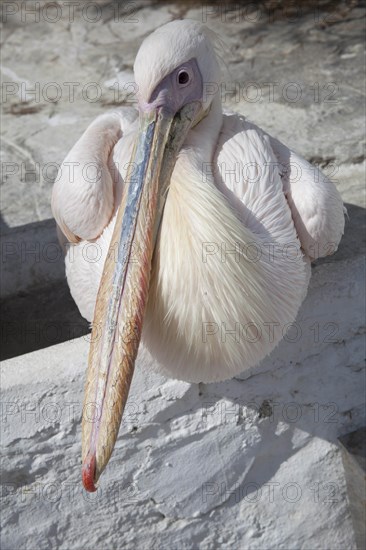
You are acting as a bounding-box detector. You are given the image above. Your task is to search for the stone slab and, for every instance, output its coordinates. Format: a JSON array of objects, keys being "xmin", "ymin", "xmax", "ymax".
[{"xmin": 339, "ymin": 428, "xmax": 366, "ymax": 550}]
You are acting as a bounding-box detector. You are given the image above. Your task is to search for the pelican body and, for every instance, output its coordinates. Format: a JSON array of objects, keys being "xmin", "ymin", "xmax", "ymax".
[{"xmin": 51, "ymin": 20, "xmax": 345, "ymax": 491}]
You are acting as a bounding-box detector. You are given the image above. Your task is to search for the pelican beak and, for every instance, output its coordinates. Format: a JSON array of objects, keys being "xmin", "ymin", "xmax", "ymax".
[{"xmin": 81, "ymin": 102, "xmax": 201, "ymax": 492}]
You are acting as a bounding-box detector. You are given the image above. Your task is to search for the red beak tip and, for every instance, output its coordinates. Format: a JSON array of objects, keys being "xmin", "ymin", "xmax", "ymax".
[{"xmin": 82, "ymin": 452, "xmax": 97, "ymax": 493}]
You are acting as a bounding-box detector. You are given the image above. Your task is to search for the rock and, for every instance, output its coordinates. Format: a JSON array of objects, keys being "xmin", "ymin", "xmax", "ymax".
[{"xmin": 339, "ymin": 428, "xmax": 366, "ymax": 550}]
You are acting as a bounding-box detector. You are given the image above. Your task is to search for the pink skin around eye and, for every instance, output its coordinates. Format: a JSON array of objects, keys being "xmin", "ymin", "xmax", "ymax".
[{"xmin": 138, "ymin": 58, "xmax": 203, "ymax": 115}]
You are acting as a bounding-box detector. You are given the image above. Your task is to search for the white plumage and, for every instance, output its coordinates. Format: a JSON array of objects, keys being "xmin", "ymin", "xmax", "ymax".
[{"xmin": 52, "ymin": 20, "xmax": 345, "ymax": 383}]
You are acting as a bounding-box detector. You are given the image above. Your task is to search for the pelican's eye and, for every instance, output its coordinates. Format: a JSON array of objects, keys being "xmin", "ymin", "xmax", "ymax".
[{"xmin": 177, "ymin": 69, "xmax": 191, "ymax": 87}]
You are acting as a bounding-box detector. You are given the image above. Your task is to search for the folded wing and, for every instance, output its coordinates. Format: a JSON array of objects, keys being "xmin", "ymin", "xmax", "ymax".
[
  {"xmin": 215, "ymin": 113, "xmax": 345, "ymax": 261},
  {"xmin": 51, "ymin": 108, "xmax": 138, "ymax": 243}
]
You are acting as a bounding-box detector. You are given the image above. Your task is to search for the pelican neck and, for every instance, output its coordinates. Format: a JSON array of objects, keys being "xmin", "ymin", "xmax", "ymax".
[{"xmin": 182, "ymin": 94, "xmax": 223, "ymax": 162}]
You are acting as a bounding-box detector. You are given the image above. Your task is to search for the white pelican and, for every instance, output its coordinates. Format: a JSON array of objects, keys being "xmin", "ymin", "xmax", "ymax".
[{"xmin": 51, "ymin": 20, "xmax": 345, "ymax": 492}]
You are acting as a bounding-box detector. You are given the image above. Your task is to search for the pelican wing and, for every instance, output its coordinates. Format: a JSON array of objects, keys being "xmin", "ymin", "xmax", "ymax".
[
  {"xmin": 266, "ymin": 134, "xmax": 345, "ymax": 260},
  {"xmin": 215, "ymin": 113, "xmax": 345, "ymax": 260},
  {"xmin": 52, "ymin": 108, "xmax": 138, "ymax": 243}
]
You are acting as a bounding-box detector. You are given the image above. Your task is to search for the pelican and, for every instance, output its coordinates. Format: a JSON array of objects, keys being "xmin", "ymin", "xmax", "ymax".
[{"xmin": 51, "ymin": 20, "xmax": 345, "ymax": 492}]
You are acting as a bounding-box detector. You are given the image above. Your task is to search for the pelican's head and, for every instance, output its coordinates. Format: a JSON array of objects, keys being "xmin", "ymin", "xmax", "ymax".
[
  {"xmin": 134, "ymin": 19, "xmax": 221, "ymax": 120},
  {"xmin": 82, "ymin": 20, "xmax": 221, "ymax": 492}
]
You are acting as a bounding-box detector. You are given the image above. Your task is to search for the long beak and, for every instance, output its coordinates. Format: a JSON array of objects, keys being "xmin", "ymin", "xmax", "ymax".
[{"xmin": 81, "ymin": 102, "xmax": 200, "ymax": 492}]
